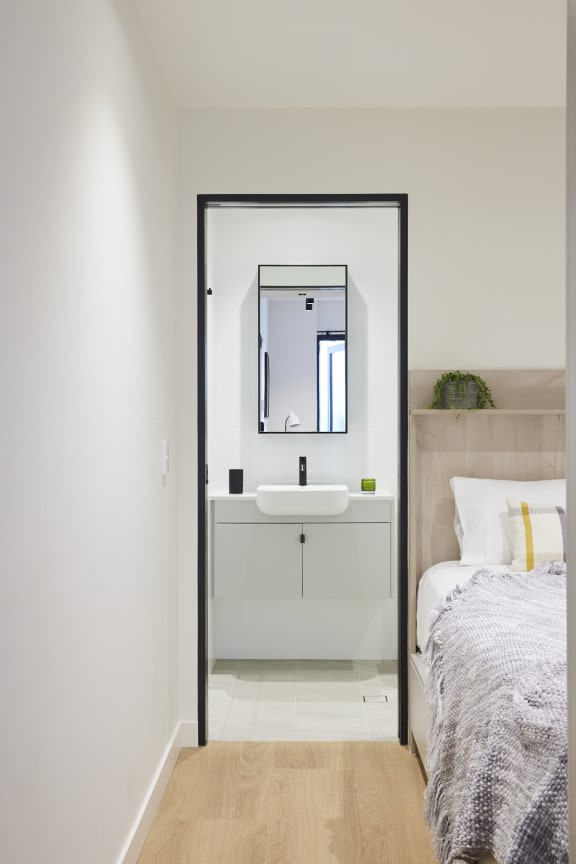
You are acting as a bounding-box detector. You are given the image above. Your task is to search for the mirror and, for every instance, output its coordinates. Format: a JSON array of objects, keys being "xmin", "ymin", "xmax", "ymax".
[{"xmin": 258, "ymin": 265, "xmax": 347, "ymax": 433}]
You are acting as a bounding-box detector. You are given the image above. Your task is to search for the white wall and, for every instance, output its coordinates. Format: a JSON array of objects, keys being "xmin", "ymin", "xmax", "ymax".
[
  {"xmin": 183, "ymin": 109, "xmax": 565, "ymax": 372},
  {"xmin": 0, "ymin": 2, "xmax": 179, "ymax": 862}
]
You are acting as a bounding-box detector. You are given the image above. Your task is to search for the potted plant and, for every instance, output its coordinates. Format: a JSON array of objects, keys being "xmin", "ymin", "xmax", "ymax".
[{"xmin": 430, "ymin": 371, "xmax": 496, "ymax": 410}]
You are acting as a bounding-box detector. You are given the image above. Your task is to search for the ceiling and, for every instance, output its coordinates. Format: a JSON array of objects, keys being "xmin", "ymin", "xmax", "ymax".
[{"xmin": 131, "ymin": 0, "xmax": 567, "ymax": 109}]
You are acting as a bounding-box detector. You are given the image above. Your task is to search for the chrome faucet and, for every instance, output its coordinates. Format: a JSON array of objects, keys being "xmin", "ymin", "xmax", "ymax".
[{"xmin": 299, "ymin": 456, "xmax": 307, "ymax": 486}]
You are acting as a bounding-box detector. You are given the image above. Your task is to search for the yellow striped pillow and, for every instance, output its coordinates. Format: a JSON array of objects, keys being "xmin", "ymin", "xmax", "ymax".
[{"xmin": 506, "ymin": 498, "xmax": 566, "ymax": 572}]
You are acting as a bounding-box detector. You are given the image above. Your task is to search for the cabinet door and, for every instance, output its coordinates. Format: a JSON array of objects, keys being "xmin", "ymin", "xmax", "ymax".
[
  {"xmin": 214, "ymin": 523, "xmax": 303, "ymax": 599},
  {"xmin": 303, "ymin": 523, "xmax": 391, "ymax": 599}
]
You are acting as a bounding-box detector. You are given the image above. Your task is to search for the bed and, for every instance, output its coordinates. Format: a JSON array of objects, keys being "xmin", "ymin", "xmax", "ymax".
[{"xmin": 407, "ymin": 370, "xmax": 567, "ymax": 864}]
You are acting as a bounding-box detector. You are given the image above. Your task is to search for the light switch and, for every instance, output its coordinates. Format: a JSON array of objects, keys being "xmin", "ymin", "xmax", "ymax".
[{"xmin": 161, "ymin": 440, "xmax": 170, "ymax": 478}]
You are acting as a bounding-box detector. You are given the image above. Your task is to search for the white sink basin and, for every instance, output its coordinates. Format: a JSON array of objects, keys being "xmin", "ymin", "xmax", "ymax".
[{"xmin": 256, "ymin": 484, "xmax": 349, "ymax": 516}]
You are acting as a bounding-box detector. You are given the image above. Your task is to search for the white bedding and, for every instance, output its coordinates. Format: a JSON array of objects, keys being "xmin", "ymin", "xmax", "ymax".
[{"xmin": 416, "ymin": 560, "xmax": 509, "ymax": 650}]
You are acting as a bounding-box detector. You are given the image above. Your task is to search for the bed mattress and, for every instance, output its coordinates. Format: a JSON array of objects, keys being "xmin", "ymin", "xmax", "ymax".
[{"xmin": 416, "ymin": 560, "xmax": 508, "ymax": 650}]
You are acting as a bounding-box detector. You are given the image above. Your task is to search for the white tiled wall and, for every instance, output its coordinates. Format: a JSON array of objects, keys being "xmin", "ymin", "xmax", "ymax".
[{"xmin": 206, "ymin": 206, "xmax": 399, "ymax": 495}]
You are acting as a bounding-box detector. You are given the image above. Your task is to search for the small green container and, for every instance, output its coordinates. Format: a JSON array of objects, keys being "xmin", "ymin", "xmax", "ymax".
[{"xmin": 361, "ymin": 478, "xmax": 376, "ymax": 493}]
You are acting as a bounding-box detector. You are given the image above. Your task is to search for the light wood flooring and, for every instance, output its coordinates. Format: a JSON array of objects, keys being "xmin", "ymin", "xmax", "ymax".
[{"xmin": 137, "ymin": 741, "xmax": 438, "ymax": 864}]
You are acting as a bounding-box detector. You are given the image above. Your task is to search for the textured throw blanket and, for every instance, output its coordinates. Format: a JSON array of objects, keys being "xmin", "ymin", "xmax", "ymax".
[{"xmin": 424, "ymin": 562, "xmax": 568, "ymax": 864}]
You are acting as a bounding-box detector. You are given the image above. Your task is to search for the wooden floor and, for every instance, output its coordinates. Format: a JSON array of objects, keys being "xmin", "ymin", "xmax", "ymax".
[{"xmin": 137, "ymin": 741, "xmax": 438, "ymax": 864}]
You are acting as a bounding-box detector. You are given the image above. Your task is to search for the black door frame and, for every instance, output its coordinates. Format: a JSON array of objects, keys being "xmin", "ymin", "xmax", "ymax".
[{"xmin": 196, "ymin": 193, "xmax": 408, "ymax": 746}]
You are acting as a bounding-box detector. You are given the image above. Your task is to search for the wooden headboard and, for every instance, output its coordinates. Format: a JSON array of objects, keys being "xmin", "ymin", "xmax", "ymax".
[{"xmin": 408, "ymin": 370, "xmax": 566, "ymax": 652}]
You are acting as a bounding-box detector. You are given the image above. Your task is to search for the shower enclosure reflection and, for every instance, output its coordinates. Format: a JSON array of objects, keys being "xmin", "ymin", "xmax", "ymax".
[{"xmin": 258, "ymin": 264, "xmax": 348, "ymax": 433}]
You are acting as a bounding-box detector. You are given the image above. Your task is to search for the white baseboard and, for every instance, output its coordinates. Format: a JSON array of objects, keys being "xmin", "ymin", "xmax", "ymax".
[
  {"xmin": 118, "ymin": 719, "xmax": 199, "ymax": 864},
  {"xmin": 178, "ymin": 719, "xmax": 199, "ymax": 748}
]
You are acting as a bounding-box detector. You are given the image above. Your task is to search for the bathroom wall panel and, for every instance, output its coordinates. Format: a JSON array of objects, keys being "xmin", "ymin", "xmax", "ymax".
[{"xmin": 205, "ymin": 206, "xmax": 399, "ymax": 496}]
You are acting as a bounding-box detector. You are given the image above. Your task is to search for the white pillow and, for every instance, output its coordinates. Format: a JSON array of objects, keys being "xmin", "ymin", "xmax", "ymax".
[{"xmin": 450, "ymin": 477, "xmax": 566, "ymax": 565}]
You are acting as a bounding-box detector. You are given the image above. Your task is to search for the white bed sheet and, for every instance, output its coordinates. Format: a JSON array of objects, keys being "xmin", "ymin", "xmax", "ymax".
[{"xmin": 416, "ymin": 560, "xmax": 509, "ymax": 650}]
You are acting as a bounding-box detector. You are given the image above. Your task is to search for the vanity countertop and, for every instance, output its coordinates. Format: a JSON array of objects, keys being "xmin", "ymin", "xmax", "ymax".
[{"xmin": 208, "ymin": 490, "xmax": 395, "ymax": 501}]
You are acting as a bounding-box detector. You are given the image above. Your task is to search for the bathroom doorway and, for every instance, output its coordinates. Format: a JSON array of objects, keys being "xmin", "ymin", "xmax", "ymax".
[{"xmin": 197, "ymin": 194, "xmax": 408, "ymax": 746}]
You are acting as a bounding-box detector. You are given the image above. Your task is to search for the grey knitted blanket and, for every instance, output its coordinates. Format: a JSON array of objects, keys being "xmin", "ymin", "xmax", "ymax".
[{"xmin": 424, "ymin": 562, "xmax": 568, "ymax": 864}]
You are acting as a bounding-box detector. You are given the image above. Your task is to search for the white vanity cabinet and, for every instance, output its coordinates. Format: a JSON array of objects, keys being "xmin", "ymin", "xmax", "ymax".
[
  {"xmin": 211, "ymin": 495, "xmax": 392, "ymax": 601},
  {"xmin": 302, "ymin": 521, "xmax": 390, "ymax": 599},
  {"xmin": 214, "ymin": 523, "xmax": 303, "ymax": 599}
]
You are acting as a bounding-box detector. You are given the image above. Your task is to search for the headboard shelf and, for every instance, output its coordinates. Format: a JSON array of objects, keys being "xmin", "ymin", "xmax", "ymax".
[
  {"xmin": 409, "ymin": 369, "xmax": 565, "ymax": 411},
  {"xmin": 408, "ymin": 370, "xmax": 566, "ymax": 654},
  {"xmin": 410, "ymin": 408, "xmax": 566, "ymax": 416}
]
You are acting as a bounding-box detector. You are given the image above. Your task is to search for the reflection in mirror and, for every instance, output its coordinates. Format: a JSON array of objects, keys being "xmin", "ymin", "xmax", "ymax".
[{"xmin": 258, "ymin": 265, "xmax": 347, "ymax": 433}]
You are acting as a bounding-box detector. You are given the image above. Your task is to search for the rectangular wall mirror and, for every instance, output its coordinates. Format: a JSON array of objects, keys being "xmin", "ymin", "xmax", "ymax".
[{"xmin": 258, "ymin": 264, "xmax": 347, "ymax": 433}]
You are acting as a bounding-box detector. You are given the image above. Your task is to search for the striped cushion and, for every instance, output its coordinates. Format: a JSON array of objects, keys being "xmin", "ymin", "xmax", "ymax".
[{"xmin": 506, "ymin": 498, "xmax": 566, "ymax": 572}]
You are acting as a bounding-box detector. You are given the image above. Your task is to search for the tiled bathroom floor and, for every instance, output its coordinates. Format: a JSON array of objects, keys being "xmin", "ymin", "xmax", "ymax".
[{"xmin": 208, "ymin": 659, "xmax": 398, "ymax": 741}]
